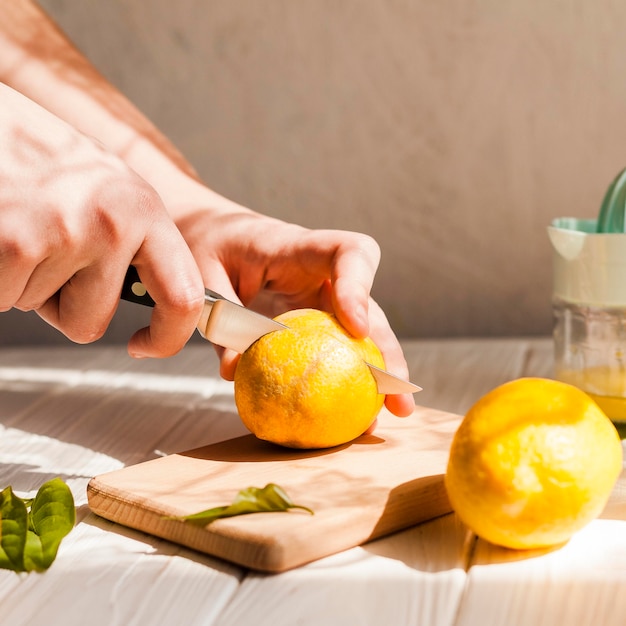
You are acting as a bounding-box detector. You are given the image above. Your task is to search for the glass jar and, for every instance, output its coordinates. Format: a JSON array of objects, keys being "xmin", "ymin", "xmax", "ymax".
[
  {"xmin": 549, "ymin": 217, "xmax": 626, "ymax": 429},
  {"xmin": 553, "ymin": 298, "xmax": 626, "ymax": 422}
]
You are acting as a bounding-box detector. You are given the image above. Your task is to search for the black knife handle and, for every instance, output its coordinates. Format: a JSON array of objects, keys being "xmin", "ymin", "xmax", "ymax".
[
  {"xmin": 121, "ymin": 266, "xmax": 225, "ymax": 310},
  {"xmin": 121, "ymin": 266, "xmax": 156, "ymax": 308}
]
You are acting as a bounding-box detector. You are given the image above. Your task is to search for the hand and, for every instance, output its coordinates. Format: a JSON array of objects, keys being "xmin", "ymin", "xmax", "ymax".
[
  {"xmin": 0, "ymin": 84, "xmax": 204, "ymax": 356},
  {"xmin": 174, "ymin": 204, "xmax": 416, "ymax": 417},
  {"xmin": 0, "ymin": 2, "xmax": 413, "ymax": 415}
]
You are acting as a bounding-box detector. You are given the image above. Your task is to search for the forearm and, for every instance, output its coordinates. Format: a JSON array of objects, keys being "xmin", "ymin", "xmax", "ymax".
[{"xmin": 0, "ymin": 0, "xmax": 241, "ymax": 219}]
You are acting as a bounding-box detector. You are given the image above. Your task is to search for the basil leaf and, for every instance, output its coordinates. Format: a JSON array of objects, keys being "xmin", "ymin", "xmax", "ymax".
[
  {"xmin": 0, "ymin": 478, "xmax": 75, "ymax": 573},
  {"xmin": 24, "ymin": 478, "xmax": 75, "ymax": 572},
  {"xmin": 175, "ymin": 483, "xmax": 314, "ymax": 526},
  {"xmin": 22, "ymin": 529, "xmax": 45, "ymax": 572},
  {"xmin": 0, "ymin": 486, "xmax": 28, "ymax": 572}
]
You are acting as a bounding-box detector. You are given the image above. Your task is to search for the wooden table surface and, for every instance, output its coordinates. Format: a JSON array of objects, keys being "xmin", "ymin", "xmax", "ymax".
[{"xmin": 1, "ymin": 338, "xmax": 625, "ymax": 626}]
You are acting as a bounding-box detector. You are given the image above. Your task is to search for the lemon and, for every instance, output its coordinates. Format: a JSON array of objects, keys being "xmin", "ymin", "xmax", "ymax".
[
  {"xmin": 233, "ymin": 308, "xmax": 385, "ymax": 449},
  {"xmin": 445, "ymin": 377, "xmax": 623, "ymax": 550}
]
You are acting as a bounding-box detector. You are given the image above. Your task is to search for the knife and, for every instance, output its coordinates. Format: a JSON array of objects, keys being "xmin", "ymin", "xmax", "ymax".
[{"xmin": 120, "ymin": 266, "xmax": 421, "ymax": 395}]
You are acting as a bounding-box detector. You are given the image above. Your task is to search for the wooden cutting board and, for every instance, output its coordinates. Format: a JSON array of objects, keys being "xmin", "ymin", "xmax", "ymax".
[{"xmin": 87, "ymin": 405, "xmax": 461, "ymax": 573}]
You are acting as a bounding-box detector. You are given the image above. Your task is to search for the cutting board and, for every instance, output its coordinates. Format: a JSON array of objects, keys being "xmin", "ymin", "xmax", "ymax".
[{"xmin": 87, "ymin": 405, "xmax": 461, "ymax": 573}]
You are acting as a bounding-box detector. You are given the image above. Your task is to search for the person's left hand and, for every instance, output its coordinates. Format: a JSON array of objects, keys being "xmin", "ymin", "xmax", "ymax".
[{"xmin": 174, "ymin": 205, "xmax": 415, "ymax": 418}]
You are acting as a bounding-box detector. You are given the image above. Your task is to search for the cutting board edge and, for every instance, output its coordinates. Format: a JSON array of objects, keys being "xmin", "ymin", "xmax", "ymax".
[
  {"xmin": 86, "ymin": 473, "xmax": 454, "ymax": 573},
  {"xmin": 85, "ymin": 406, "xmax": 462, "ymax": 573},
  {"xmin": 86, "ymin": 477, "xmax": 337, "ymax": 572}
]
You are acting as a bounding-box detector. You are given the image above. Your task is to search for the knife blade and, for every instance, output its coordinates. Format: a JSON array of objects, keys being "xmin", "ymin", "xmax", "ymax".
[{"xmin": 121, "ymin": 267, "xmax": 421, "ymax": 395}]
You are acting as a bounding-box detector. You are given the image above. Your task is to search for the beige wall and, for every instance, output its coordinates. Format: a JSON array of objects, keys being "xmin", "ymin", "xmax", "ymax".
[{"xmin": 5, "ymin": 1, "xmax": 626, "ymax": 345}]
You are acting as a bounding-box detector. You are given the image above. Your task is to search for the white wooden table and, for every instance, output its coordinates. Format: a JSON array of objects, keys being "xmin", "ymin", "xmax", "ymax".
[{"xmin": 1, "ymin": 338, "xmax": 625, "ymax": 626}]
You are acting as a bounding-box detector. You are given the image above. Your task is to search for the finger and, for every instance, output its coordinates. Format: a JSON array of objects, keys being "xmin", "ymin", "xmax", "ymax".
[
  {"xmin": 326, "ymin": 233, "xmax": 381, "ymax": 338},
  {"xmin": 363, "ymin": 418, "xmax": 378, "ymax": 436},
  {"xmin": 0, "ymin": 267, "xmax": 34, "ymax": 312},
  {"xmin": 193, "ymin": 260, "xmax": 260, "ymax": 378},
  {"xmin": 195, "ymin": 257, "xmax": 243, "ymax": 305},
  {"xmin": 127, "ymin": 224, "xmax": 205, "ymax": 358},
  {"xmin": 219, "ymin": 349, "xmax": 241, "ymax": 381},
  {"xmin": 267, "ymin": 229, "xmax": 379, "ymax": 336},
  {"xmin": 36, "ymin": 262, "xmax": 122, "ymax": 343},
  {"xmin": 12, "ymin": 249, "xmax": 90, "ymax": 313},
  {"xmin": 0, "ymin": 224, "xmax": 48, "ymax": 311},
  {"xmin": 384, "ymin": 393, "xmax": 416, "ymax": 417},
  {"xmin": 366, "ymin": 298, "xmax": 416, "ymax": 417}
]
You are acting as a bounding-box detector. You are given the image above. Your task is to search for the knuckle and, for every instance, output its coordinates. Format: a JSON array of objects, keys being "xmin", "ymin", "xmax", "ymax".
[
  {"xmin": 91, "ymin": 175, "xmax": 163, "ymax": 247},
  {"xmin": 90, "ymin": 207, "xmax": 122, "ymax": 248},
  {"xmin": 329, "ymin": 229, "xmax": 380, "ymax": 262},
  {"xmin": 163, "ymin": 289, "xmax": 205, "ymax": 317},
  {"xmin": 356, "ymin": 233, "xmax": 381, "ymax": 259},
  {"xmin": 134, "ymin": 183, "xmax": 158, "ymax": 209},
  {"xmin": 0, "ymin": 233, "xmax": 43, "ymax": 268},
  {"xmin": 129, "ymin": 180, "xmax": 164, "ymax": 221},
  {"xmin": 334, "ymin": 231, "xmax": 381, "ymax": 271}
]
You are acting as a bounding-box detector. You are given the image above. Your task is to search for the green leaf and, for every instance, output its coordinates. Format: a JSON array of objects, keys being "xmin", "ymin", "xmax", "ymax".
[
  {"xmin": 22, "ymin": 529, "xmax": 45, "ymax": 572},
  {"xmin": 24, "ymin": 478, "xmax": 75, "ymax": 572},
  {"xmin": 173, "ymin": 483, "xmax": 314, "ymax": 526},
  {"xmin": 0, "ymin": 486, "xmax": 28, "ymax": 572},
  {"xmin": 0, "ymin": 478, "xmax": 75, "ymax": 573}
]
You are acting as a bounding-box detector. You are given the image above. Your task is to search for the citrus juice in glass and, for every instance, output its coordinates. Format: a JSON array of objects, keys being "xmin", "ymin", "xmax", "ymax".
[
  {"xmin": 556, "ymin": 365, "xmax": 626, "ymax": 422},
  {"xmin": 549, "ymin": 216, "xmax": 626, "ymax": 433}
]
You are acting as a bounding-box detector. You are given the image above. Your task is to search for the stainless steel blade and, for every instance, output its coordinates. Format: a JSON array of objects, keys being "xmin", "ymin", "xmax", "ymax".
[
  {"xmin": 197, "ymin": 290, "xmax": 286, "ymax": 354},
  {"xmin": 120, "ymin": 269, "xmax": 420, "ymax": 395},
  {"xmin": 197, "ymin": 290, "xmax": 421, "ymax": 395},
  {"xmin": 366, "ymin": 364, "xmax": 422, "ymax": 395}
]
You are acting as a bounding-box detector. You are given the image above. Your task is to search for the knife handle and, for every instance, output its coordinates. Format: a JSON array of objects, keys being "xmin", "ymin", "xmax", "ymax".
[
  {"xmin": 121, "ymin": 266, "xmax": 156, "ymax": 307},
  {"xmin": 121, "ymin": 266, "xmax": 225, "ymax": 307},
  {"xmin": 121, "ymin": 267, "xmax": 224, "ymax": 344}
]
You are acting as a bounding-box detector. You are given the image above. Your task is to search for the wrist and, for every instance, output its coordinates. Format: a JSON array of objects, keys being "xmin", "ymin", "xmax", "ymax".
[{"xmin": 118, "ymin": 132, "xmax": 239, "ymax": 219}]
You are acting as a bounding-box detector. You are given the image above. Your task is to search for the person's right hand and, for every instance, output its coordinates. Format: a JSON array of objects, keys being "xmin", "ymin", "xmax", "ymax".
[{"xmin": 0, "ymin": 84, "xmax": 205, "ymax": 356}]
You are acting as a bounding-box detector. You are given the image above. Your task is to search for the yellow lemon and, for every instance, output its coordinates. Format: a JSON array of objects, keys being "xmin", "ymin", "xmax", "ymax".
[
  {"xmin": 445, "ymin": 377, "xmax": 623, "ymax": 550},
  {"xmin": 233, "ymin": 308, "xmax": 385, "ymax": 449}
]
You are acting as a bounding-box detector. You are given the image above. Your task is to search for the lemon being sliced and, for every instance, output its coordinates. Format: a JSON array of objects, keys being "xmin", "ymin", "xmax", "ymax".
[{"xmin": 234, "ymin": 308, "xmax": 385, "ymax": 449}]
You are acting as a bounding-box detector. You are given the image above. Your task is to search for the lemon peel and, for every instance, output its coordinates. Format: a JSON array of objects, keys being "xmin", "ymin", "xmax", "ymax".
[
  {"xmin": 234, "ymin": 308, "xmax": 385, "ymax": 449},
  {"xmin": 445, "ymin": 377, "xmax": 623, "ymax": 549}
]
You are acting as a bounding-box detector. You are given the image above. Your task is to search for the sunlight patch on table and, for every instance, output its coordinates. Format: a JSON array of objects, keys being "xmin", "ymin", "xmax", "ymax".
[
  {"xmin": 0, "ymin": 366, "xmax": 233, "ymax": 397},
  {"xmin": 0, "ymin": 423, "xmax": 123, "ymax": 504}
]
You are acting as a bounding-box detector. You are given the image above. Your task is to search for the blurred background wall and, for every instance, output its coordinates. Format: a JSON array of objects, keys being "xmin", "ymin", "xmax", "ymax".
[{"xmin": 4, "ymin": 0, "xmax": 626, "ymax": 345}]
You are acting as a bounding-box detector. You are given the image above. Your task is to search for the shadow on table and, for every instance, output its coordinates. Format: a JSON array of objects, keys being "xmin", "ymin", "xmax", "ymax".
[
  {"xmin": 0, "ymin": 378, "xmax": 244, "ymax": 466},
  {"xmin": 0, "ymin": 462, "xmax": 92, "ymax": 493},
  {"xmin": 180, "ymin": 430, "xmax": 385, "ymax": 463},
  {"xmin": 79, "ymin": 507, "xmax": 243, "ymax": 576},
  {"xmin": 360, "ymin": 478, "xmax": 567, "ymax": 571},
  {"xmin": 367, "ymin": 474, "xmax": 451, "ymax": 540}
]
